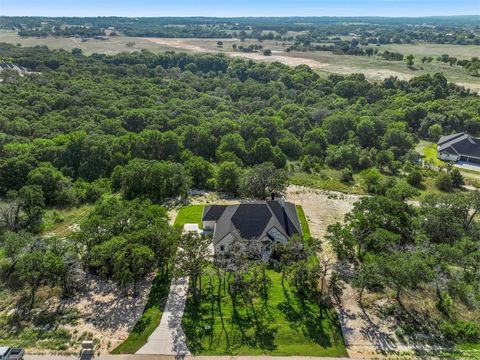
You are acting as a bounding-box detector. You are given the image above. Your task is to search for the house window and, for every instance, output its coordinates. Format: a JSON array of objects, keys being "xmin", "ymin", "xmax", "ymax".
[{"xmin": 220, "ymin": 245, "xmax": 225, "ymax": 251}]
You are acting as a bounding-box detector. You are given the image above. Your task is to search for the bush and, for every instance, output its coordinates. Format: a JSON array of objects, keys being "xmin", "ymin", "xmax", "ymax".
[
  {"xmin": 436, "ymin": 172, "xmax": 453, "ymax": 192},
  {"xmin": 441, "ymin": 320, "xmax": 480, "ymax": 344},
  {"xmin": 360, "ymin": 168, "xmax": 385, "ymax": 194},
  {"xmin": 406, "ymin": 170, "xmax": 423, "ymax": 187},
  {"xmin": 340, "ymin": 167, "xmax": 354, "ymax": 183}
]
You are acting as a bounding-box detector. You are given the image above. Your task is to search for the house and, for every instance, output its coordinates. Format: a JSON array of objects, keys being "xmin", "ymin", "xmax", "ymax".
[
  {"xmin": 202, "ymin": 200, "xmax": 302, "ymax": 259},
  {"xmin": 437, "ymin": 132, "xmax": 480, "ymax": 164}
]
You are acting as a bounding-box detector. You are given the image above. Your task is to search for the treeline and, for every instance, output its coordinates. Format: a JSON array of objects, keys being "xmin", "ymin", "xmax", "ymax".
[
  {"xmin": 2, "ymin": 16, "xmax": 479, "ymax": 45},
  {"xmin": 18, "ymin": 26, "xmax": 106, "ymax": 38}
]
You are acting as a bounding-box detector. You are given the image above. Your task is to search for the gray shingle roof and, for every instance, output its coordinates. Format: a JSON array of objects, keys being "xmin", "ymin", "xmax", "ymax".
[{"xmin": 204, "ymin": 201, "xmax": 302, "ymax": 245}]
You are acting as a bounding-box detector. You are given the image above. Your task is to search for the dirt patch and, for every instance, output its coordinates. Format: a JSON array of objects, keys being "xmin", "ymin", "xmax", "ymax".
[
  {"xmin": 59, "ymin": 273, "xmax": 154, "ymax": 353},
  {"xmin": 145, "ymin": 38, "xmax": 215, "ymax": 53}
]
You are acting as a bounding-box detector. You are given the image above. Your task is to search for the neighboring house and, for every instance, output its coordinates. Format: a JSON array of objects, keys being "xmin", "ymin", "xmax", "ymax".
[
  {"xmin": 437, "ymin": 132, "xmax": 480, "ymax": 164},
  {"xmin": 202, "ymin": 200, "xmax": 302, "ymax": 260}
]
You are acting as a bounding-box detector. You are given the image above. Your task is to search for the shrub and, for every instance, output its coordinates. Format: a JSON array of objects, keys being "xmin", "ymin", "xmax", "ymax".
[
  {"xmin": 436, "ymin": 172, "xmax": 453, "ymax": 192},
  {"xmin": 441, "ymin": 320, "xmax": 480, "ymax": 344},
  {"xmin": 406, "ymin": 170, "xmax": 423, "ymax": 187},
  {"xmin": 340, "ymin": 167, "xmax": 354, "ymax": 183}
]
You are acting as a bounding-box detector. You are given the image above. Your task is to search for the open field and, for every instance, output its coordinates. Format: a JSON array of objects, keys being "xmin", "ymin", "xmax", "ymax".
[
  {"xmin": 2, "ymin": 30, "xmax": 479, "ymax": 91},
  {"xmin": 377, "ymin": 42, "xmax": 480, "ymax": 59},
  {"xmin": 0, "ymin": 30, "xmax": 175, "ymax": 55}
]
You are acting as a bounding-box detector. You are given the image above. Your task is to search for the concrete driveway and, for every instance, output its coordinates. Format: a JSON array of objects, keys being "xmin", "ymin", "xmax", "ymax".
[
  {"xmin": 136, "ymin": 223, "xmax": 204, "ymax": 355},
  {"xmin": 136, "ymin": 276, "xmax": 190, "ymax": 355}
]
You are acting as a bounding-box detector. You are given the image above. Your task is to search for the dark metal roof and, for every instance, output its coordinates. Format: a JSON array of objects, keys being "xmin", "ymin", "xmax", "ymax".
[
  {"xmin": 438, "ymin": 132, "xmax": 480, "ymax": 159},
  {"xmin": 202, "ymin": 205, "xmax": 227, "ymax": 221}
]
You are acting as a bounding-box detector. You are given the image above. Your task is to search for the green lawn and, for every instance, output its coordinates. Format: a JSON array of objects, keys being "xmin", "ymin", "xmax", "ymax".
[
  {"xmin": 182, "ymin": 269, "xmax": 347, "ymax": 357},
  {"xmin": 174, "ymin": 205, "xmax": 205, "ymax": 229},
  {"xmin": 416, "ymin": 140, "xmax": 444, "ymax": 167},
  {"xmin": 296, "ymin": 205, "xmax": 311, "ymax": 241},
  {"xmin": 111, "ymin": 271, "xmax": 171, "ymax": 354}
]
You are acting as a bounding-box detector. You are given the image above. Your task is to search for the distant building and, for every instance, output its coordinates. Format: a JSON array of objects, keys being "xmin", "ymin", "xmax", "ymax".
[
  {"xmin": 437, "ymin": 132, "xmax": 480, "ymax": 164},
  {"xmin": 202, "ymin": 200, "xmax": 302, "ymax": 260}
]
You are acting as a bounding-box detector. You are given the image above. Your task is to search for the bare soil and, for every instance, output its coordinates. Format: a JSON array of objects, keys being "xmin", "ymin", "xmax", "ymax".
[{"xmin": 60, "ymin": 273, "xmax": 155, "ymax": 353}]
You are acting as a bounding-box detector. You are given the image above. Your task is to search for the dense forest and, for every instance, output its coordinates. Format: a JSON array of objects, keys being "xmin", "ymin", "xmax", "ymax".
[
  {"xmin": 2, "ymin": 16, "xmax": 479, "ymax": 45},
  {"xmin": 0, "ymin": 42, "xmax": 480, "ymax": 349},
  {"xmin": 0, "ymin": 43, "xmax": 479, "ymax": 203}
]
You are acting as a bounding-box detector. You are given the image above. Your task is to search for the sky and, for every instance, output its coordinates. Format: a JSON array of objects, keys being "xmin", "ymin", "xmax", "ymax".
[{"xmin": 0, "ymin": 0, "xmax": 479, "ymax": 17}]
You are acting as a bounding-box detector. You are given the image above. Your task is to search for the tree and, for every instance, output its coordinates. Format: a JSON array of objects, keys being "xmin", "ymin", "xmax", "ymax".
[
  {"xmin": 185, "ymin": 156, "xmax": 215, "ymax": 190},
  {"xmin": 271, "ymin": 234, "xmax": 307, "ymax": 290},
  {"xmin": 113, "ymin": 242, "xmax": 155, "ymax": 296},
  {"xmin": 263, "ymin": 49, "xmax": 272, "ymax": 56},
  {"xmin": 407, "ymin": 170, "xmax": 423, "ymax": 188},
  {"xmin": 175, "ymin": 231, "xmax": 211, "ymax": 303},
  {"xmin": 27, "ymin": 163, "xmax": 70, "ymax": 205},
  {"xmin": 17, "ymin": 250, "xmax": 47, "ymax": 308},
  {"xmin": 428, "ymin": 124, "xmax": 443, "ymax": 141},
  {"xmin": 450, "ymin": 168, "xmax": 464, "ymax": 188},
  {"xmin": 216, "ymin": 161, "xmax": 242, "ymax": 195},
  {"xmin": 406, "ymin": 54, "xmax": 415, "ymax": 68},
  {"xmin": 239, "ymin": 162, "xmax": 288, "ymax": 200},
  {"xmin": 380, "ymin": 251, "xmax": 434, "ymax": 307},
  {"xmin": 18, "ymin": 185, "xmax": 45, "ymax": 231},
  {"xmin": 250, "ymin": 137, "xmax": 275, "ymax": 165},
  {"xmin": 359, "ymin": 168, "xmax": 384, "ymax": 194}
]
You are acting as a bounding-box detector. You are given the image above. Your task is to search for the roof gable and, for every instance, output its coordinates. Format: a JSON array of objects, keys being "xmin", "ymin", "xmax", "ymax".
[
  {"xmin": 438, "ymin": 133, "xmax": 480, "ymax": 158},
  {"xmin": 210, "ymin": 201, "xmax": 302, "ymax": 245},
  {"xmin": 202, "ymin": 205, "xmax": 227, "ymax": 221}
]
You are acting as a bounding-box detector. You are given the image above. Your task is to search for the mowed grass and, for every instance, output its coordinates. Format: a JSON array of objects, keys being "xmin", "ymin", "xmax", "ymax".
[
  {"xmin": 416, "ymin": 140, "xmax": 444, "ymax": 167},
  {"xmin": 111, "ymin": 271, "xmax": 171, "ymax": 354},
  {"xmin": 174, "ymin": 204, "xmax": 205, "ymax": 229},
  {"xmin": 296, "ymin": 205, "xmax": 311, "ymax": 240},
  {"xmin": 182, "ymin": 269, "xmax": 347, "ymax": 357}
]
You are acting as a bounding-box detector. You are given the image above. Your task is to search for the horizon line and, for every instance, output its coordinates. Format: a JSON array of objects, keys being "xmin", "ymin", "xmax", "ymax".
[{"xmin": 1, "ymin": 14, "xmax": 479, "ymax": 18}]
